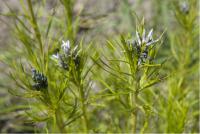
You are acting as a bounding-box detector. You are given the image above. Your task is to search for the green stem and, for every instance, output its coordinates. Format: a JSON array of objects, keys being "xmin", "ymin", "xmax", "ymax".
[
  {"xmin": 27, "ymin": 0, "xmax": 45, "ymax": 71},
  {"xmin": 79, "ymin": 82, "xmax": 89, "ymax": 133},
  {"xmin": 131, "ymin": 70, "xmax": 140, "ymax": 133},
  {"xmin": 132, "ymin": 89, "xmax": 139, "ymax": 133},
  {"xmin": 55, "ymin": 109, "xmax": 67, "ymax": 133},
  {"xmin": 61, "ymin": 0, "xmax": 74, "ymax": 41}
]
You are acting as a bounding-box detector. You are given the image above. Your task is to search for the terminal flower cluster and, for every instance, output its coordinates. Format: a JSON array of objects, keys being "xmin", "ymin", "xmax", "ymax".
[
  {"xmin": 32, "ymin": 69, "xmax": 48, "ymax": 90},
  {"xmin": 52, "ymin": 40, "xmax": 80, "ymax": 70},
  {"xmin": 131, "ymin": 29, "xmax": 160, "ymax": 65}
]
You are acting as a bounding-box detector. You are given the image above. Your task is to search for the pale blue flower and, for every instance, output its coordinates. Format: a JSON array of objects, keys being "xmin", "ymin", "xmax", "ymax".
[
  {"xmin": 61, "ymin": 40, "xmax": 70, "ymax": 54},
  {"xmin": 180, "ymin": 1, "xmax": 189, "ymax": 14},
  {"xmin": 51, "ymin": 53, "xmax": 59, "ymax": 60},
  {"xmin": 131, "ymin": 28, "xmax": 161, "ymax": 65},
  {"xmin": 51, "ymin": 39, "xmax": 81, "ymax": 70}
]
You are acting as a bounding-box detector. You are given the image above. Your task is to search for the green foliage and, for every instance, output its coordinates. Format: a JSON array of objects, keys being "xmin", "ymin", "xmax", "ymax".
[{"xmin": 0, "ymin": 0, "xmax": 199, "ymax": 133}]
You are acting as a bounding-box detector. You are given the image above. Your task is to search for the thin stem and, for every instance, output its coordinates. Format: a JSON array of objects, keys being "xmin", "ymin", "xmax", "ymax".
[
  {"xmin": 55, "ymin": 108, "xmax": 67, "ymax": 133},
  {"xmin": 132, "ymin": 89, "xmax": 139, "ymax": 133},
  {"xmin": 130, "ymin": 68, "xmax": 140, "ymax": 133},
  {"xmin": 61, "ymin": 0, "xmax": 74, "ymax": 41},
  {"xmin": 53, "ymin": 114, "xmax": 57, "ymax": 132},
  {"xmin": 27, "ymin": 0, "xmax": 45, "ymax": 71},
  {"xmin": 27, "ymin": 0, "xmax": 43, "ymax": 51},
  {"xmin": 79, "ymin": 82, "xmax": 89, "ymax": 132}
]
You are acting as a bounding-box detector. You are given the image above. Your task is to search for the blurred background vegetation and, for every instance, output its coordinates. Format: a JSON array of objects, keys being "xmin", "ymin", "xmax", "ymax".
[{"xmin": 0, "ymin": 0, "xmax": 199, "ymax": 133}]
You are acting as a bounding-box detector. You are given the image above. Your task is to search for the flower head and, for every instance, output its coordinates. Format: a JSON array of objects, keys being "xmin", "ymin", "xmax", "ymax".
[
  {"xmin": 131, "ymin": 28, "xmax": 161, "ymax": 65},
  {"xmin": 134, "ymin": 29, "xmax": 159, "ymax": 47},
  {"xmin": 31, "ymin": 69, "xmax": 48, "ymax": 90},
  {"xmin": 51, "ymin": 40, "xmax": 81, "ymax": 70},
  {"xmin": 52, "ymin": 53, "xmax": 59, "ymax": 60},
  {"xmin": 180, "ymin": 1, "xmax": 189, "ymax": 14},
  {"xmin": 61, "ymin": 40, "xmax": 70, "ymax": 55}
]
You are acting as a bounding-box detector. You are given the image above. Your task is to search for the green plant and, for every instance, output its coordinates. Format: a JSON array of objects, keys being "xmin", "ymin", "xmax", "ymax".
[
  {"xmin": 0, "ymin": 0, "xmax": 199, "ymax": 133},
  {"xmin": 0, "ymin": 0, "xmax": 93, "ymax": 132},
  {"xmin": 92, "ymin": 18, "xmax": 166, "ymax": 133},
  {"xmin": 165, "ymin": 0, "xmax": 199, "ymax": 132}
]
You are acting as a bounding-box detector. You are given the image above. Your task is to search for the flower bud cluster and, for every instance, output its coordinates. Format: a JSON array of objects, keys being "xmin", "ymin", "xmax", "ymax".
[
  {"xmin": 52, "ymin": 40, "xmax": 80, "ymax": 70},
  {"xmin": 32, "ymin": 69, "xmax": 48, "ymax": 90},
  {"xmin": 131, "ymin": 29, "xmax": 160, "ymax": 65}
]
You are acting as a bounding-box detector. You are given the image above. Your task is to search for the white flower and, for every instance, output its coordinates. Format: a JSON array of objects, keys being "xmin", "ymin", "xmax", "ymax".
[
  {"xmin": 61, "ymin": 40, "xmax": 70, "ymax": 54},
  {"xmin": 136, "ymin": 31, "xmax": 141, "ymax": 46},
  {"xmin": 132, "ymin": 28, "xmax": 162, "ymax": 65},
  {"xmin": 145, "ymin": 29, "xmax": 161, "ymax": 46},
  {"xmin": 51, "ymin": 53, "xmax": 59, "ymax": 60},
  {"xmin": 146, "ymin": 29, "xmax": 153, "ymax": 42},
  {"xmin": 146, "ymin": 39, "xmax": 160, "ymax": 46},
  {"xmin": 134, "ymin": 29, "xmax": 160, "ymax": 47},
  {"xmin": 51, "ymin": 39, "xmax": 81, "ymax": 70},
  {"xmin": 180, "ymin": 1, "xmax": 189, "ymax": 14}
]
